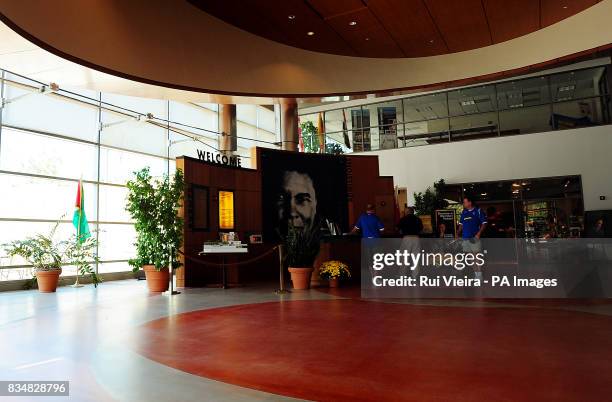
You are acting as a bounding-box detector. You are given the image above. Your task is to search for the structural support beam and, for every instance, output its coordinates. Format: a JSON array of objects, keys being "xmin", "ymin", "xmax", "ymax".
[
  {"xmin": 218, "ymin": 103, "xmax": 237, "ymax": 155},
  {"xmin": 280, "ymin": 100, "xmax": 298, "ymax": 152}
]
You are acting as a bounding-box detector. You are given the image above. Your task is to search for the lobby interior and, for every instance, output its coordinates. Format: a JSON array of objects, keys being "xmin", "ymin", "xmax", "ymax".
[{"xmin": 1, "ymin": 1, "xmax": 612, "ymax": 401}]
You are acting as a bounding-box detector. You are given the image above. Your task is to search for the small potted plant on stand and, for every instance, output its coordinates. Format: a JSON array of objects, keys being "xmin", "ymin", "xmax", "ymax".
[
  {"xmin": 283, "ymin": 223, "xmax": 321, "ymax": 290},
  {"xmin": 319, "ymin": 260, "xmax": 350, "ymax": 288},
  {"xmin": 126, "ymin": 167, "xmax": 184, "ymax": 293},
  {"xmin": 65, "ymin": 233, "xmax": 102, "ymax": 288}
]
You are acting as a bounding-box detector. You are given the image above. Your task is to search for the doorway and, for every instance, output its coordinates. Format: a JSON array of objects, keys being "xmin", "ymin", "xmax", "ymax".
[{"xmin": 444, "ymin": 175, "xmax": 584, "ymax": 238}]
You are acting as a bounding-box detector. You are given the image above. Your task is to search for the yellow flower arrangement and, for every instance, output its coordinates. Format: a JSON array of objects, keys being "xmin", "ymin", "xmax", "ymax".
[{"xmin": 319, "ymin": 260, "xmax": 350, "ymax": 280}]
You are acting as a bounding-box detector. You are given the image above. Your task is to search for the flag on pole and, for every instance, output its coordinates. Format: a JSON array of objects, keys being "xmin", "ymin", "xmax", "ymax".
[{"xmin": 73, "ymin": 180, "xmax": 91, "ymax": 243}]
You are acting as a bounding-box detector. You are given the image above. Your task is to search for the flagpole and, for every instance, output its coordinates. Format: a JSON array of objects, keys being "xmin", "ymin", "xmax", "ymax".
[{"xmin": 72, "ymin": 179, "xmax": 84, "ymax": 288}]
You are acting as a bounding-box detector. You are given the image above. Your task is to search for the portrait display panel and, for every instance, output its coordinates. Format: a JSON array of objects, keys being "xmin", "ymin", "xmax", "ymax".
[{"xmin": 260, "ymin": 149, "xmax": 348, "ymax": 241}]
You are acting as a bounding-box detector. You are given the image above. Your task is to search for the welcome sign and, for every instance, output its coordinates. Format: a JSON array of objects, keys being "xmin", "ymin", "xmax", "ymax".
[{"xmin": 196, "ymin": 149, "xmax": 242, "ymax": 167}]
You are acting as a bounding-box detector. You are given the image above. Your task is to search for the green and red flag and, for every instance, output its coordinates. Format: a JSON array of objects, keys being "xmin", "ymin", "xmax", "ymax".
[{"xmin": 73, "ymin": 180, "xmax": 91, "ymax": 243}]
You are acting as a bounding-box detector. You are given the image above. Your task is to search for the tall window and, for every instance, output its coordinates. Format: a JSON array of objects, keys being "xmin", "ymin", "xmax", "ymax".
[{"xmin": 0, "ymin": 70, "xmax": 279, "ymax": 282}]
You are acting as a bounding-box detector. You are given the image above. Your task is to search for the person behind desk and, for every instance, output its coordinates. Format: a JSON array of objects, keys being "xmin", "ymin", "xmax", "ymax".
[
  {"xmin": 457, "ymin": 195, "xmax": 487, "ymax": 280},
  {"xmin": 351, "ymin": 204, "xmax": 384, "ymax": 238},
  {"xmin": 352, "ymin": 204, "xmax": 384, "ymax": 288}
]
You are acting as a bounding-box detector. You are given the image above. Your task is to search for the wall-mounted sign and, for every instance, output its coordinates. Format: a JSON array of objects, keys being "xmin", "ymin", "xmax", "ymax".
[
  {"xmin": 197, "ymin": 149, "xmax": 242, "ymax": 167},
  {"xmin": 218, "ymin": 190, "xmax": 235, "ymax": 230}
]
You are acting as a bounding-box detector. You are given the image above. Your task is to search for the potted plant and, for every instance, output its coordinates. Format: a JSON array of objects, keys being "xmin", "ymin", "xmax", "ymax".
[
  {"xmin": 126, "ymin": 167, "xmax": 184, "ymax": 293},
  {"xmin": 3, "ymin": 222, "xmax": 101, "ymax": 292},
  {"xmin": 319, "ymin": 260, "xmax": 350, "ymax": 288},
  {"xmin": 4, "ymin": 222, "xmax": 64, "ymax": 292},
  {"xmin": 283, "ymin": 223, "xmax": 321, "ymax": 290}
]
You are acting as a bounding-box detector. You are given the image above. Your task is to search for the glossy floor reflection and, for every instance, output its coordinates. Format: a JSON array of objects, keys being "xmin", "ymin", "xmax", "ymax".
[{"xmin": 1, "ymin": 280, "xmax": 612, "ymax": 401}]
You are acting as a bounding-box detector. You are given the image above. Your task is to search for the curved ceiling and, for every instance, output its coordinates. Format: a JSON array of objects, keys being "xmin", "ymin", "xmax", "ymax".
[
  {"xmin": 191, "ymin": 0, "xmax": 601, "ymax": 58},
  {"xmin": 0, "ymin": 0, "xmax": 610, "ymax": 97}
]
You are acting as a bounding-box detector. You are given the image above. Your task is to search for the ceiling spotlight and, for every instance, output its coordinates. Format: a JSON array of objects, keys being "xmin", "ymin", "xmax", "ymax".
[
  {"xmin": 307, "ymin": 31, "xmax": 315, "ymax": 36},
  {"xmin": 562, "ymin": 5, "xmax": 568, "ymax": 9},
  {"xmin": 349, "ymin": 21, "xmax": 357, "ymax": 26},
  {"xmin": 365, "ymin": 37, "xmax": 370, "ymax": 41},
  {"xmin": 429, "ymin": 39, "xmax": 434, "ymax": 44},
  {"xmin": 288, "ymin": 15, "xmax": 295, "ymax": 20}
]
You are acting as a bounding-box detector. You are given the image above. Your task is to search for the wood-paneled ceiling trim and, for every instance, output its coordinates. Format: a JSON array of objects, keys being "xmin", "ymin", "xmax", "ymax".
[{"xmin": 190, "ymin": 0, "xmax": 602, "ymax": 58}]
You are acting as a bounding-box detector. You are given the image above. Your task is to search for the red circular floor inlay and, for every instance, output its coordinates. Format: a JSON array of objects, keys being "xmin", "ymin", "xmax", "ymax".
[{"xmin": 134, "ymin": 300, "xmax": 612, "ymax": 402}]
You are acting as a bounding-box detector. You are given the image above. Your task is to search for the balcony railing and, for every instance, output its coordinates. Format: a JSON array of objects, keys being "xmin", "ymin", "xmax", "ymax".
[{"xmin": 299, "ymin": 65, "xmax": 611, "ymax": 154}]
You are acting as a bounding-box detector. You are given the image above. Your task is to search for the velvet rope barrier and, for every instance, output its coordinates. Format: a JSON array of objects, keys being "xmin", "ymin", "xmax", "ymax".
[{"xmin": 176, "ymin": 245, "xmax": 288, "ymax": 294}]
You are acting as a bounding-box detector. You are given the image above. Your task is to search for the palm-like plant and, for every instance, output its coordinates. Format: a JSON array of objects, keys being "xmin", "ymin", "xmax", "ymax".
[
  {"xmin": 4, "ymin": 221, "xmax": 64, "ymax": 271},
  {"xmin": 4, "ymin": 221, "xmax": 103, "ymax": 287}
]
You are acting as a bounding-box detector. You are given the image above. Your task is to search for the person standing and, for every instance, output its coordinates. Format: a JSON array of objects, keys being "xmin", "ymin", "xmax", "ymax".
[
  {"xmin": 352, "ymin": 204, "xmax": 384, "ymax": 238},
  {"xmin": 457, "ymin": 195, "xmax": 487, "ymax": 280},
  {"xmin": 352, "ymin": 204, "xmax": 384, "ymax": 290},
  {"xmin": 397, "ymin": 207, "xmax": 423, "ymax": 278},
  {"xmin": 397, "ymin": 207, "xmax": 423, "ymax": 237}
]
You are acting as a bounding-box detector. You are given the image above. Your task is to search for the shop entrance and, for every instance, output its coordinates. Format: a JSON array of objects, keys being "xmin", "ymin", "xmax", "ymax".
[{"xmin": 444, "ymin": 175, "xmax": 584, "ymax": 238}]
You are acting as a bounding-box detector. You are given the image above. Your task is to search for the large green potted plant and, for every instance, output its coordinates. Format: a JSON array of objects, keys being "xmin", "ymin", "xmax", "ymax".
[
  {"xmin": 3, "ymin": 222, "xmax": 101, "ymax": 292},
  {"xmin": 126, "ymin": 167, "xmax": 184, "ymax": 293},
  {"xmin": 283, "ymin": 223, "xmax": 321, "ymax": 290}
]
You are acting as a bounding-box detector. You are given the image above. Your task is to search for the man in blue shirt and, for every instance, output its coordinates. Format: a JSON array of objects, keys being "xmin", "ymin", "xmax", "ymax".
[
  {"xmin": 352, "ymin": 204, "xmax": 384, "ymax": 238},
  {"xmin": 458, "ymin": 195, "xmax": 487, "ymax": 280}
]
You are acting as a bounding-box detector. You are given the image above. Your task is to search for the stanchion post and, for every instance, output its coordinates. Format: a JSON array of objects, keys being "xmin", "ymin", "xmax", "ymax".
[
  {"xmin": 275, "ymin": 244, "xmax": 289, "ymax": 294},
  {"xmin": 167, "ymin": 244, "xmax": 180, "ymax": 296}
]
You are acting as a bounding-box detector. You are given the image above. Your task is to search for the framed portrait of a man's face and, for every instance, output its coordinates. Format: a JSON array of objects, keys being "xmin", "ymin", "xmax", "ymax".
[{"xmin": 260, "ymin": 149, "xmax": 348, "ymax": 241}]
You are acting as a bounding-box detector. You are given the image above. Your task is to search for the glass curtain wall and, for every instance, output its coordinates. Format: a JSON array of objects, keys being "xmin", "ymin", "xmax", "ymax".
[
  {"xmin": 300, "ymin": 65, "xmax": 611, "ymax": 154},
  {"xmin": 0, "ymin": 70, "xmax": 279, "ymax": 281}
]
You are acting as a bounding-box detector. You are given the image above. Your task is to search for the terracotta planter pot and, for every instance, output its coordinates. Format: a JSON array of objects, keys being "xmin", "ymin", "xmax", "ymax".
[
  {"xmin": 329, "ymin": 278, "xmax": 339, "ymax": 288},
  {"xmin": 288, "ymin": 267, "xmax": 314, "ymax": 290},
  {"xmin": 143, "ymin": 265, "xmax": 169, "ymax": 293},
  {"xmin": 36, "ymin": 269, "xmax": 62, "ymax": 293}
]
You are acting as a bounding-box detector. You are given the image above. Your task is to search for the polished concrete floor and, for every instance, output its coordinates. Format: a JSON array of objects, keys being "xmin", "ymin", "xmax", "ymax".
[{"xmin": 1, "ymin": 280, "xmax": 612, "ymax": 402}]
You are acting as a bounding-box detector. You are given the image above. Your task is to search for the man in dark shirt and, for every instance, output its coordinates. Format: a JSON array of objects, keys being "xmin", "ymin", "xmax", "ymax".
[
  {"xmin": 397, "ymin": 207, "xmax": 422, "ymax": 278},
  {"xmin": 397, "ymin": 207, "xmax": 423, "ymax": 236}
]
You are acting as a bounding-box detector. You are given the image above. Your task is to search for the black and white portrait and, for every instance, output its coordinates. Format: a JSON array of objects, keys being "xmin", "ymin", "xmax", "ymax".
[{"xmin": 260, "ymin": 149, "xmax": 348, "ymax": 241}]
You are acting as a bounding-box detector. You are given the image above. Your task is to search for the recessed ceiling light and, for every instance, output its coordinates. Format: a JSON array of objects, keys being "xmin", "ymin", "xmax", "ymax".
[
  {"xmin": 365, "ymin": 37, "xmax": 370, "ymax": 41},
  {"xmin": 288, "ymin": 15, "xmax": 295, "ymax": 20},
  {"xmin": 349, "ymin": 21, "xmax": 357, "ymax": 26},
  {"xmin": 562, "ymin": 5, "xmax": 568, "ymax": 9},
  {"xmin": 429, "ymin": 39, "xmax": 434, "ymax": 44},
  {"xmin": 307, "ymin": 31, "xmax": 315, "ymax": 36}
]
